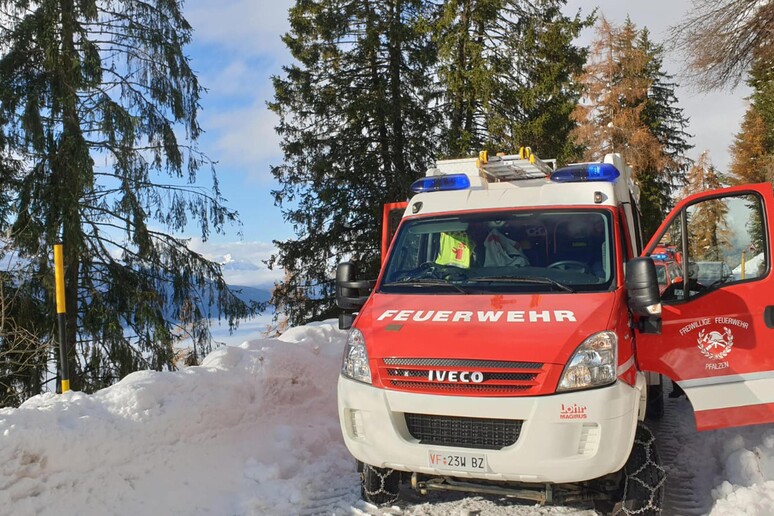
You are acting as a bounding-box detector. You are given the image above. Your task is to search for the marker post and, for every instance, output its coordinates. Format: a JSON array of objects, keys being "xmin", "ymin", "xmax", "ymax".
[{"xmin": 54, "ymin": 244, "xmax": 70, "ymax": 393}]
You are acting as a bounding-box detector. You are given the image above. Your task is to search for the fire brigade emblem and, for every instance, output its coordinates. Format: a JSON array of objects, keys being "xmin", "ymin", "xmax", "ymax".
[{"xmin": 697, "ymin": 327, "xmax": 734, "ymax": 360}]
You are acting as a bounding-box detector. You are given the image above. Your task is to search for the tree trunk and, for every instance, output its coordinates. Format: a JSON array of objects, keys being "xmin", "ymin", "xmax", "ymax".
[
  {"xmin": 58, "ymin": 0, "xmax": 84, "ymax": 391},
  {"xmin": 387, "ymin": 0, "xmax": 406, "ymax": 197}
]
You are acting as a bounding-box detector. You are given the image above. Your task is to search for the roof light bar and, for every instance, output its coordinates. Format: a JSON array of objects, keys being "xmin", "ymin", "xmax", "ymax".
[
  {"xmin": 550, "ymin": 163, "xmax": 620, "ymax": 183},
  {"xmin": 651, "ymin": 253, "xmax": 669, "ymax": 261},
  {"xmin": 411, "ymin": 173, "xmax": 471, "ymax": 193}
]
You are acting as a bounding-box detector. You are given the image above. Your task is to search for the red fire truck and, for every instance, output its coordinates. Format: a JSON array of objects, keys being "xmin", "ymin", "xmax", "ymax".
[
  {"xmin": 335, "ymin": 150, "xmax": 774, "ymax": 513},
  {"xmin": 651, "ymin": 245, "xmax": 683, "ymax": 294}
]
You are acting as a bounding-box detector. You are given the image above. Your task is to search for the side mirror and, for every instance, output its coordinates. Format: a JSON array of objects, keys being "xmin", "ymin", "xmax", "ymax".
[
  {"xmin": 336, "ymin": 262, "xmax": 375, "ymax": 329},
  {"xmin": 625, "ymin": 258, "xmax": 662, "ymax": 317}
]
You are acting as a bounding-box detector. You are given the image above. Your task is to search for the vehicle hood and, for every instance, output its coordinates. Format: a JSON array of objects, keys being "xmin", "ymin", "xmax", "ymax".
[{"xmin": 355, "ymin": 292, "xmax": 618, "ymax": 365}]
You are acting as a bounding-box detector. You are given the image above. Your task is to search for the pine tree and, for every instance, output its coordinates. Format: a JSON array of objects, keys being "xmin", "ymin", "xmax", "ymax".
[
  {"xmin": 269, "ymin": 0, "xmax": 438, "ymax": 326},
  {"xmin": 730, "ymin": 59, "xmax": 774, "ymax": 185},
  {"xmin": 730, "ymin": 108, "xmax": 772, "ymax": 184},
  {"xmin": 636, "ymin": 28, "xmax": 693, "ymax": 237},
  {"xmin": 0, "ymin": 0, "xmax": 257, "ymax": 401},
  {"xmin": 728, "ymin": 58, "xmax": 774, "ymax": 252},
  {"xmin": 509, "ymin": 1, "xmax": 591, "ymax": 162},
  {"xmin": 435, "ymin": 0, "xmax": 591, "ymax": 161},
  {"xmin": 684, "ymin": 151, "xmax": 730, "ymax": 261},
  {"xmin": 572, "ymin": 17, "xmax": 692, "ymax": 240}
]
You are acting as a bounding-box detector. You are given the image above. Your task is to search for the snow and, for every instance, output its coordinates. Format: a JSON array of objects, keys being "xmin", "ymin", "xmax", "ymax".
[
  {"xmin": 732, "ymin": 253, "xmax": 765, "ymax": 279},
  {"xmin": 2, "ymin": 320, "xmax": 774, "ymax": 515}
]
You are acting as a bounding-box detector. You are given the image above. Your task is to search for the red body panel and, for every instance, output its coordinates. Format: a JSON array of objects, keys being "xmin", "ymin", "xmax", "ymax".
[
  {"xmin": 381, "ymin": 202, "xmax": 408, "ymax": 264},
  {"xmin": 696, "ymin": 403, "xmax": 774, "ymax": 431},
  {"xmin": 355, "ymin": 291, "xmax": 621, "ymax": 396},
  {"xmin": 636, "ymin": 183, "xmax": 774, "ymax": 431},
  {"xmin": 637, "ymin": 282, "xmax": 771, "ymax": 380}
]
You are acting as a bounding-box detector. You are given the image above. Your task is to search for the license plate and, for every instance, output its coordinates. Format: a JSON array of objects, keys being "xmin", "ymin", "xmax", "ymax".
[{"xmin": 428, "ymin": 450, "xmax": 487, "ymax": 473}]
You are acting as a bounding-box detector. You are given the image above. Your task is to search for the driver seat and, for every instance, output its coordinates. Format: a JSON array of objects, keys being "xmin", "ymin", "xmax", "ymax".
[{"xmin": 551, "ymin": 220, "xmax": 602, "ymax": 274}]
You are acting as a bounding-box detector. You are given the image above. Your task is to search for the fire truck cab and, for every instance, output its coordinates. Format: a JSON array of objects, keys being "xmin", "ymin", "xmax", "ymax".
[
  {"xmin": 651, "ymin": 245, "xmax": 683, "ymax": 294},
  {"xmin": 335, "ymin": 150, "xmax": 774, "ymax": 513}
]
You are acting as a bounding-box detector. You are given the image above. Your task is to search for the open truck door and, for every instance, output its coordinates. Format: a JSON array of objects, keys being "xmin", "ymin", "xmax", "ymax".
[
  {"xmin": 381, "ymin": 202, "xmax": 407, "ymax": 264},
  {"xmin": 633, "ymin": 183, "xmax": 774, "ymax": 431}
]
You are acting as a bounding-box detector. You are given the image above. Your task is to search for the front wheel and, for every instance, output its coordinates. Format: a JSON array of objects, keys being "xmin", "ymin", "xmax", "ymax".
[
  {"xmin": 360, "ymin": 463, "xmax": 401, "ymax": 506},
  {"xmin": 610, "ymin": 423, "xmax": 665, "ymax": 515}
]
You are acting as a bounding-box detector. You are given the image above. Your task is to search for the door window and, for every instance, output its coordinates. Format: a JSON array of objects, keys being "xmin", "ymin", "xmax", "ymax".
[{"xmin": 649, "ymin": 193, "xmax": 768, "ymax": 301}]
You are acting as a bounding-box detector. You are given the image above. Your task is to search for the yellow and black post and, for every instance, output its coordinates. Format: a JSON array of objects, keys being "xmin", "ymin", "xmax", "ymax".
[{"xmin": 54, "ymin": 244, "xmax": 70, "ymax": 393}]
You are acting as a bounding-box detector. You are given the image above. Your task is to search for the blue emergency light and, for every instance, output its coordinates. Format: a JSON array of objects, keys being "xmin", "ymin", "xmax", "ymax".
[
  {"xmin": 652, "ymin": 253, "xmax": 668, "ymax": 260},
  {"xmin": 411, "ymin": 173, "xmax": 471, "ymax": 193},
  {"xmin": 550, "ymin": 163, "xmax": 621, "ymax": 183}
]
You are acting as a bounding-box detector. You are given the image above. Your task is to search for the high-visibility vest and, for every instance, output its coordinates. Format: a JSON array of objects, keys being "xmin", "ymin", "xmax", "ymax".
[{"xmin": 436, "ymin": 232, "xmax": 472, "ymax": 268}]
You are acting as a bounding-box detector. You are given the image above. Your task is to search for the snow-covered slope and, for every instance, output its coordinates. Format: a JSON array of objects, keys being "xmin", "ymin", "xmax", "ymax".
[{"xmin": 2, "ymin": 320, "xmax": 774, "ymax": 515}]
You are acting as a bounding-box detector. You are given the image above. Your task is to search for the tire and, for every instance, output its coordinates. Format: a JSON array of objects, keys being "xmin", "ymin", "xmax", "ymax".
[
  {"xmin": 645, "ymin": 378, "xmax": 665, "ymax": 420},
  {"xmin": 360, "ymin": 463, "xmax": 401, "ymax": 506},
  {"xmin": 605, "ymin": 422, "xmax": 665, "ymax": 515}
]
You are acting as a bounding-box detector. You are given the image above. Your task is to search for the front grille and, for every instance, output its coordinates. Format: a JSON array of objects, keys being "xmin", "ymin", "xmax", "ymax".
[
  {"xmin": 391, "ymin": 381, "xmax": 531, "ymax": 393},
  {"xmin": 405, "ymin": 413, "xmax": 522, "ymax": 450},
  {"xmin": 379, "ymin": 357, "xmax": 546, "ymax": 396},
  {"xmin": 387, "ymin": 369, "xmax": 536, "ymax": 381},
  {"xmin": 384, "ymin": 358, "xmax": 542, "ymax": 369}
]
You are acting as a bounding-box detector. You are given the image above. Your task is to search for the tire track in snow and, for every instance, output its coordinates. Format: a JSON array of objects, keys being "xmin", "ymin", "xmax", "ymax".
[
  {"xmin": 297, "ymin": 470, "xmax": 360, "ymax": 515},
  {"xmin": 298, "ymin": 485, "xmax": 359, "ymax": 516},
  {"xmin": 652, "ymin": 385, "xmax": 716, "ymax": 516}
]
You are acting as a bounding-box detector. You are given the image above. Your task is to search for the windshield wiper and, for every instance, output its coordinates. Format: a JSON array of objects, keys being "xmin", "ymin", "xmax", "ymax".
[
  {"xmin": 468, "ymin": 275, "xmax": 576, "ymax": 293},
  {"xmin": 382, "ymin": 279, "xmax": 470, "ymax": 294}
]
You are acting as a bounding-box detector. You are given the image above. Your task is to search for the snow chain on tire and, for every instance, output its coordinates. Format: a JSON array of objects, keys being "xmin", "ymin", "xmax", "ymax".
[
  {"xmin": 360, "ymin": 464, "xmax": 400, "ymax": 506},
  {"xmin": 612, "ymin": 423, "xmax": 666, "ymax": 515}
]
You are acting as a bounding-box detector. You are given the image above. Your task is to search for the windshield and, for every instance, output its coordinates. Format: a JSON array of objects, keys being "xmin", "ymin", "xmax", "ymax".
[
  {"xmin": 655, "ymin": 264, "xmax": 668, "ymax": 285},
  {"xmin": 380, "ymin": 209, "xmax": 616, "ymax": 294},
  {"xmin": 695, "ymin": 261, "xmax": 734, "ymax": 284}
]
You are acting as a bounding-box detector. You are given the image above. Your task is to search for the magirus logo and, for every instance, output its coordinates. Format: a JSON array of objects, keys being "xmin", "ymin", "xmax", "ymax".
[
  {"xmin": 559, "ymin": 403, "xmax": 588, "ymax": 420},
  {"xmin": 427, "ymin": 370, "xmax": 485, "ymax": 383}
]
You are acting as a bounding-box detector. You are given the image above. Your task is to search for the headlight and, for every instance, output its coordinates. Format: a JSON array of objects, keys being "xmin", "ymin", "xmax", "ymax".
[
  {"xmin": 341, "ymin": 328, "xmax": 372, "ymax": 384},
  {"xmin": 557, "ymin": 331, "xmax": 617, "ymax": 392}
]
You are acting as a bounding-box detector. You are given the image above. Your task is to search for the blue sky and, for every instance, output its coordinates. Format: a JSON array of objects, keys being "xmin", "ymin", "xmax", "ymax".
[{"xmin": 180, "ymin": 0, "xmax": 751, "ymax": 286}]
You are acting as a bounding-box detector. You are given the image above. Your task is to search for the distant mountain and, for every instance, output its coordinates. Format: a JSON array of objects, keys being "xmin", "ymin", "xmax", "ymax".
[
  {"xmin": 228, "ymin": 284, "xmax": 272, "ymax": 304},
  {"xmin": 219, "ymin": 254, "xmax": 261, "ymax": 272},
  {"xmin": 210, "ymin": 253, "xmax": 277, "ymax": 294}
]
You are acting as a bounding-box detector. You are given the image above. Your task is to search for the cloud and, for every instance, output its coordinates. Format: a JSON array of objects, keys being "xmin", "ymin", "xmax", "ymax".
[
  {"xmin": 204, "ymin": 100, "xmax": 283, "ymax": 178},
  {"xmin": 185, "ymin": 0, "xmax": 294, "ymax": 59},
  {"xmin": 200, "ymin": 59, "xmax": 264, "ymax": 98},
  {"xmin": 187, "ymin": 238, "xmax": 283, "ymax": 288},
  {"xmin": 183, "ymin": 1, "xmax": 291, "ymax": 177},
  {"xmin": 677, "ymin": 89, "xmax": 751, "ymax": 173}
]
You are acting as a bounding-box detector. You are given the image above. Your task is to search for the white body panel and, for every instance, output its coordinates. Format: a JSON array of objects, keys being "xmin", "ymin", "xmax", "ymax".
[
  {"xmin": 409, "ymin": 180, "xmax": 619, "ymax": 216},
  {"xmin": 339, "ymin": 374, "xmax": 645, "ymax": 483}
]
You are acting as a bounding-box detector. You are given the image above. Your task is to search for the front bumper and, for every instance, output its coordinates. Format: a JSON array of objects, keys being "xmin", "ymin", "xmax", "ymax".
[{"xmin": 338, "ymin": 375, "xmax": 641, "ymax": 483}]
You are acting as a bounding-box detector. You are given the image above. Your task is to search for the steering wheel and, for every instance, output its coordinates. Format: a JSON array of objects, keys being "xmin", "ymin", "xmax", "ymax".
[
  {"xmin": 547, "ymin": 260, "xmax": 591, "ymax": 274},
  {"xmin": 402, "ymin": 262, "xmax": 469, "ymax": 282},
  {"xmin": 398, "ymin": 261, "xmax": 440, "ymax": 280},
  {"xmin": 661, "ymin": 279, "xmax": 707, "ymax": 302},
  {"xmin": 418, "ymin": 261, "xmax": 439, "ymax": 274}
]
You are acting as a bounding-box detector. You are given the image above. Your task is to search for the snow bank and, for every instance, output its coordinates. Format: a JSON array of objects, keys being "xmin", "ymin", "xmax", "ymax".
[
  {"xmin": 0, "ymin": 320, "xmax": 357, "ymax": 516},
  {"xmin": 707, "ymin": 427, "xmax": 774, "ymax": 515}
]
